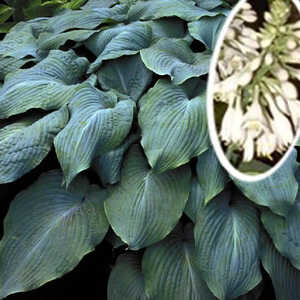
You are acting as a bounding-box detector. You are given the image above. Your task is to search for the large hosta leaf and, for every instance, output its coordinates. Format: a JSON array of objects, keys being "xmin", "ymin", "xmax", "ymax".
[
  {"xmin": 54, "ymin": 86, "xmax": 135, "ymax": 186},
  {"xmin": 97, "ymin": 55, "xmax": 153, "ymax": 102},
  {"xmin": 142, "ymin": 223, "xmax": 217, "ymax": 300},
  {"xmin": 194, "ymin": 189, "xmax": 262, "ymax": 299},
  {"xmin": 194, "ymin": 0, "xmax": 224, "ymax": 10},
  {"xmin": 127, "ymin": 0, "xmax": 220, "ymax": 22},
  {"xmin": 104, "ymin": 145, "xmax": 191, "ymax": 250},
  {"xmin": 108, "ymin": 253, "xmax": 148, "ymax": 300},
  {"xmin": 38, "ymin": 29, "xmax": 98, "ymax": 50},
  {"xmin": 261, "ymin": 232, "xmax": 300, "ymax": 300},
  {"xmin": 139, "ymin": 79, "xmax": 209, "ymax": 173},
  {"xmin": 0, "ymin": 50, "xmax": 89, "ymax": 118},
  {"xmin": 233, "ymin": 150, "xmax": 299, "ymax": 216},
  {"xmin": 196, "ymin": 147, "xmax": 230, "ymax": 205},
  {"xmin": 140, "ymin": 38, "xmax": 211, "ymax": 85},
  {"xmin": 44, "ymin": 4, "xmax": 128, "ymax": 34},
  {"xmin": 0, "ymin": 107, "xmax": 68, "ymax": 184},
  {"xmin": 93, "ymin": 134, "xmax": 139, "ymax": 186},
  {"xmin": 82, "ymin": 0, "xmax": 118, "ymax": 8},
  {"xmin": 188, "ymin": 15, "xmax": 226, "ymax": 50},
  {"xmin": 86, "ymin": 22, "xmax": 153, "ymax": 73},
  {"xmin": 184, "ymin": 178, "xmax": 204, "ymax": 222},
  {"xmin": 0, "ymin": 170, "xmax": 109, "ymax": 299},
  {"xmin": 261, "ymin": 198, "xmax": 300, "ymax": 270}
]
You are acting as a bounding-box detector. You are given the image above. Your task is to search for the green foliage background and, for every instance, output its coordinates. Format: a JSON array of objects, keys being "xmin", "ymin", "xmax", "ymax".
[{"xmin": 0, "ymin": 0, "xmax": 296, "ymax": 299}]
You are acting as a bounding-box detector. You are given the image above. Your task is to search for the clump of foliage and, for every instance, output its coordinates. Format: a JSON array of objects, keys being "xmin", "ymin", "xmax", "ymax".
[
  {"xmin": 0, "ymin": 0, "xmax": 299, "ymax": 300},
  {"xmin": 0, "ymin": 0, "xmax": 87, "ymax": 33}
]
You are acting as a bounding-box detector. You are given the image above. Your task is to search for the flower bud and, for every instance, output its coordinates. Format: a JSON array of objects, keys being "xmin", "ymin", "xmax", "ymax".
[
  {"xmin": 272, "ymin": 66, "xmax": 289, "ymax": 81},
  {"xmin": 260, "ymin": 37, "xmax": 273, "ymax": 48},
  {"xmin": 293, "ymin": 30, "xmax": 300, "ymax": 39},
  {"xmin": 249, "ymin": 56, "xmax": 262, "ymax": 71},
  {"xmin": 226, "ymin": 28, "xmax": 236, "ymax": 40},
  {"xmin": 287, "ymin": 38, "xmax": 297, "ymax": 50},
  {"xmin": 264, "ymin": 12, "xmax": 273, "ymax": 23},
  {"xmin": 241, "ymin": 2, "xmax": 252, "ymax": 10},
  {"xmin": 238, "ymin": 36, "xmax": 260, "ymax": 49},
  {"xmin": 290, "ymin": 20, "xmax": 300, "ymax": 30},
  {"xmin": 241, "ymin": 27, "xmax": 258, "ymax": 40},
  {"xmin": 265, "ymin": 53, "xmax": 273, "ymax": 65},
  {"xmin": 239, "ymin": 70, "xmax": 253, "ymax": 86}
]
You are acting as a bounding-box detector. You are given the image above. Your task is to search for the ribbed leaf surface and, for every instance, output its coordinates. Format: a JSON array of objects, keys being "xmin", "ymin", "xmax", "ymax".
[
  {"xmin": 0, "ymin": 170, "xmax": 109, "ymax": 299},
  {"xmin": 105, "ymin": 145, "xmax": 191, "ymax": 250},
  {"xmin": 194, "ymin": 189, "xmax": 262, "ymax": 299}
]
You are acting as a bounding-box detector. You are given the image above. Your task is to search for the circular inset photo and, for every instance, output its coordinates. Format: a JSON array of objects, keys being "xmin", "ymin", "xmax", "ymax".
[{"xmin": 208, "ymin": 0, "xmax": 300, "ymax": 180}]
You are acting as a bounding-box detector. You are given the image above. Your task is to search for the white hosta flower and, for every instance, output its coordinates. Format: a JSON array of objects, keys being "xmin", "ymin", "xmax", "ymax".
[
  {"xmin": 264, "ymin": 12, "xmax": 273, "ymax": 23},
  {"xmin": 238, "ymin": 36, "xmax": 260, "ymax": 49},
  {"xmin": 281, "ymin": 81, "xmax": 298, "ymax": 99},
  {"xmin": 241, "ymin": 27, "xmax": 259, "ymax": 41},
  {"xmin": 241, "ymin": 86, "xmax": 270, "ymax": 161},
  {"xmin": 264, "ymin": 92, "xmax": 294, "ymax": 149},
  {"xmin": 238, "ymin": 9, "xmax": 257, "ymax": 23},
  {"xmin": 290, "ymin": 20, "xmax": 300, "ymax": 30},
  {"xmin": 229, "ymin": 40, "xmax": 259, "ymax": 56},
  {"xmin": 286, "ymin": 99, "xmax": 300, "ymax": 129},
  {"xmin": 271, "ymin": 65, "xmax": 289, "ymax": 81},
  {"xmin": 256, "ymin": 127, "xmax": 277, "ymax": 159},
  {"xmin": 275, "ymin": 94, "xmax": 290, "ymax": 116},
  {"xmin": 249, "ymin": 56, "xmax": 262, "ymax": 71},
  {"xmin": 219, "ymin": 97, "xmax": 245, "ymax": 146}
]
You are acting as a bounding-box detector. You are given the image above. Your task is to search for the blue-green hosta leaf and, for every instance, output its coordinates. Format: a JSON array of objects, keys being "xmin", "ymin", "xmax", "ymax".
[
  {"xmin": 140, "ymin": 38, "xmax": 211, "ymax": 85},
  {"xmin": 0, "ymin": 170, "xmax": 109, "ymax": 299},
  {"xmin": 142, "ymin": 223, "xmax": 217, "ymax": 300},
  {"xmin": 194, "ymin": 189, "xmax": 262, "ymax": 300},
  {"xmin": 98, "ymin": 55, "xmax": 153, "ymax": 102},
  {"xmin": 82, "ymin": 0, "xmax": 117, "ymax": 8},
  {"xmin": 0, "ymin": 50, "xmax": 89, "ymax": 118},
  {"xmin": 146, "ymin": 19, "xmax": 186, "ymax": 40},
  {"xmin": 196, "ymin": 147, "xmax": 230, "ymax": 205},
  {"xmin": 93, "ymin": 134, "xmax": 139, "ymax": 186},
  {"xmin": 45, "ymin": 4, "xmax": 128, "ymax": 34},
  {"xmin": 139, "ymin": 79, "xmax": 209, "ymax": 173},
  {"xmin": 0, "ymin": 22, "xmax": 38, "ymax": 59},
  {"xmin": 37, "ymin": 29, "xmax": 98, "ymax": 50},
  {"xmin": 54, "ymin": 86, "xmax": 135, "ymax": 187},
  {"xmin": 0, "ymin": 57, "xmax": 32, "ymax": 81},
  {"xmin": 127, "ymin": 0, "xmax": 220, "ymax": 22},
  {"xmin": 194, "ymin": 0, "xmax": 224, "ymax": 10},
  {"xmin": 0, "ymin": 107, "xmax": 68, "ymax": 184},
  {"xmin": 86, "ymin": 22, "xmax": 153, "ymax": 73},
  {"xmin": 108, "ymin": 253, "xmax": 148, "ymax": 300},
  {"xmin": 184, "ymin": 178, "xmax": 204, "ymax": 223},
  {"xmin": 188, "ymin": 15, "xmax": 226, "ymax": 50},
  {"xmin": 261, "ymin": 232, "xmax": 300, "ymax": 300},
  {"xmin": 233, "ymin": 149, "xmax": 299, "ymax": 217},
  {"xmin": 261, "ymin": 198, "xmax": 300, "ymax": 270},
  {"xmin": 236, "ymin": 283, "xmax": 264, "ymax": 300},
  {"xmin": 104, "ymin": 145, "xmax": 191, "ymax": 250}
]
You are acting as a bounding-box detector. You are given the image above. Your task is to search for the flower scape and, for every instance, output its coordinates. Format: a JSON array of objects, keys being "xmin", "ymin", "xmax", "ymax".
[
  {"xmin": 214, "ymin": 0, "xmax": 300, "ymax": 173},
  {"xmin": 2, "ymin": 1, "xmax": 300, "ymax": 300}
]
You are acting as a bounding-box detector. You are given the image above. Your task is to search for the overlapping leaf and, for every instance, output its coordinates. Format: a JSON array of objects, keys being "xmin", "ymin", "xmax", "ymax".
[
  {"xmin": 93, "ymin": 134, "xmax": 139, "ymax": 186},
  {"xmin": 0, "ymin": 170, "xmax": 109, "ymax": 299},
  {"xmin": 97, "ymin": 55, "xmax": 153, "ymax": 102},
  {"xmin": 184, "ymin": 178, "xmax": 205, "ymax": 222},
  {"xmin": 140, "ymin": 38, "xmax": 211, "ymax": 85},
  {"xmin": 86, "ymin": 22, "xmax": 153, "ymax": 73},
  {"xmin": 233, "ymin": 150, "xmax": 299, "ymax": 216},
  {"xmin": 261, "ymin": 196, "xmax": 300, "ymax": 270},
  {"xmin": 44, "ymin": 4, "xmax": 128, "ymax": 34},
  {"xmin": 261, "ymin": 232, "xmax": 300, "ymax": 300},
  {"xmin": 139, "ymin": 79, "xmax": 209, "ymax": 173},
  {"xmin": 54, "ymin": 85, "xmax": 135, "ymax": 186},
  {"xmin": 0, "ymin": 107, "xmax": 68, "ymax": 184},
  {"xmin": 108, "ymin": 253, "xmax": 148, "ymax": 300},
  {"xmin": 127, "ymin": 0, "xmax": 221, "ymax": 22},
  {"xmin": 0, "ymin": 50, "xmax": 89, "ymax": 118},
  {"xmin": 104, "ymin": 145, "xmax": 191, "ymax": 250},
  {"xmin": 188, "ymin": 15, "xmax": 226, "ymax": 50},
  {"xmin": 142, "ymin": 223, "xmax": 217, "ymax": 300},
  {"xmin": 196, "ymin": 147, "xmax": 230, "ymax": 205},
  {"xmin": 194, "ymin": 189, "xmax": 262, "ymax": 299}
]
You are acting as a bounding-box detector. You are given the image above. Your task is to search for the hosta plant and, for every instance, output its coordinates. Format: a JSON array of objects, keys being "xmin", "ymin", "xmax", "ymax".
[{"xmin": 0, "ymin": 0, "xmax": 299, "ymax": 299}]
